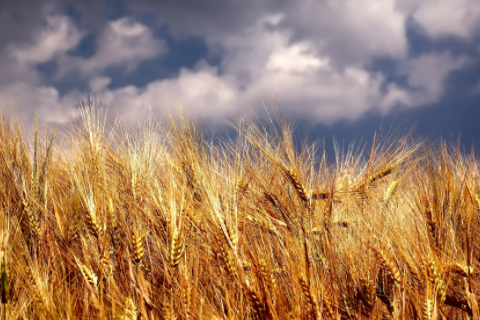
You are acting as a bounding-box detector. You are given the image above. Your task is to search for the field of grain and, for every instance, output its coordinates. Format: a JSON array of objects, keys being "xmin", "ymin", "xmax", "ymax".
[{"xmin": 0, "ymin": 107, "xmax": 478, "ymax": 319}]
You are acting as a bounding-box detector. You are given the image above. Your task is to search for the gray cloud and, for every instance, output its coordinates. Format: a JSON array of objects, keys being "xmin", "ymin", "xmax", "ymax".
[
  {"xmin": 0, "ymin": 0, "xmax": 477, "ymax": 130},
  {"xmin": 58, "ymin": 17, "xmax": 165, "ymax": 77},
  {"xmin": 399, "ymin": 52, "xmax": 470, "ymax": 105},
  {"xmin": 0, "ymin": 0, "xmax": 56, "ymax": 85},
  {"xmin": 0, "ymin": 2, "xmax": 83, "ymax": 125},
  {"xmin": 129, "ymin": 0, "xmax": 284, "ymax": 38},
  {"xmin": 129, "ymin": 0, "xmax": 408, "ymax": 68},
  {"xmin": 274, "ymin": 0, "xmax": 408, "ymax": 67},
  {"xmin": 10, "ymin": 15, "xmax": 83, "ymax": 64}
]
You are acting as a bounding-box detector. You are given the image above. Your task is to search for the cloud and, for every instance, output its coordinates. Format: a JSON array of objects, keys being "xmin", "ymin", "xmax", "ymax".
[
  {"xmin": 91, "ymin": 20, "xmax": 388, "ymax": 125},
  {"xmin": 0, "ymin": 12, "xmax": 164, "ymax": 126},
  {"xmin": 129, "ymin": 0, "xmax": 279, "ymax": 38},
  {"xmin": 89, "ymin": 76, "xmax": 112, "ymax": 92},
  {"xmin": 86, "ymin": 10, "xmax": 471, "ymax": 127},
  {"xmin": 0, "ymin": 0, "xmax": 477, "ymax": 131},
  {"xmin": 0, "ymin": 8, "xmax": 82, "ymax": 86},
  {"xmin": 275, "ymin": 0, "xmax": 408, "ymax": 67},
  {"xmin": 9, "ymin": 15, "xmax": 83, "ymax": 64},
  {"xmin": 58, "ymin": 17, "xmax": 165, "ymax": 77},
  {"xmin": 412, "ymin": 0, "xmax": 480, "ymax": 39},
  {"xmin": 0, "ymin": 82, "xmax": 80, "ymax": 126},
  {"xmin": 97, "ymin": 64, "xmax": 239, "ymax": 125},
  {"xmin": 398, "ymin": 52, "xmax": 470, "ymax": 105},
  {"xmin": 0, "ymin": 11, "xmax": 82, "ymax": 124},
  {"xmin": 130, "ymin": 0, "xmax": 408, "ymax": 68}
]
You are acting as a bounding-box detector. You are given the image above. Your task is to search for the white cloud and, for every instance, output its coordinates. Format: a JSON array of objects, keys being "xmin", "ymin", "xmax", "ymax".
[
  {"xmin": 412, "ymin": 0, "xmax": 480, "ymax": 39},
  {"xmin": 265, "ymin": 42, "xmax": 329, "ymax": 72},
  {"xmin": 0, "ymin": 82, "xmax": 79, "ymax": 125},
  {"xmin": 277, "ymin": 0, "xmax": 408, "ymax": 66},
  {"xmin": 98, "ymin": 65, "xmax": 239, "ymax": 124}
]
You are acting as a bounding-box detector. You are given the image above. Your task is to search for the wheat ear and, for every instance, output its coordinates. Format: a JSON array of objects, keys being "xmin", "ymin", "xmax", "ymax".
[
  {"xmin": 383, "ymin": 180, "xmax": 398, "ymax": 203},
  {"xmin": 169, "ymin": 226, "xmax": 185, "ymax": 268},
  {"xmin": 283, "ymin": 167, "xmax": 310, "ymax": 207},
  {"xmin": 371, "ymin": 247, "xmax": 402, "ymax": 285},
  {"xmin": 107, "ymin": 197, "xmax": 120, "ymax": 247},
  {"xmin": 299, "ymin": 274, "xmax": 320, "ymax": 319},
  {"xmin": 259, "ymin": 259, "xmax": 275, "ymax": 293},
  {"xmin": 75, "ymin": 257, "xmax": 98, "ymax": 294},
  {"xmin": 132, "ymin": 230, "xmax": 144, "ymax": 265}
]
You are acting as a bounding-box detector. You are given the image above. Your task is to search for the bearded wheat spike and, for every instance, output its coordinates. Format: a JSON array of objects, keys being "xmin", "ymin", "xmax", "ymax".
[
  {"xmin": 360, "ymin": 277, "xmax": 376, "ymax": 310},
  {"xmin": 475, "ymin": 193, "xmax": 480, "ymax": 210},
  {"xmin": 444, "ymin": 263, "xmax": 474, "ymax": 277},
  {"xmin": 372, "ymin": 247, "xmax": 402, "ymax": 285},
  {"xmin": 353, "ymin": 165, "xmax": 394, "ymax": 193},
  {"xmin": 184, "ymin": 283, "xmax": 193, "ymax": 319},
  {"xmin": 321, "ymin": 284, "xmax": 335, "ymax": 319},
  {"xmin": 101, "ymin": 250, "xmax": 112, "ymax": 276},
  {"xmin": 132, "ymin": 231, "xmax": 144, "ymax": 265},
  {"xmin": 245, "ymin": 214, "xmax": 277, "ymax": 232},
  {"xmin": 85, "ymin": 209, "xmax": 101, "ymax": 239},
  {"xmin": 213, "ymin": 232, "xmax": 237, "ymax": 277},
  {"xmin": 383, "ymin": 180, "xmax": 398, "ymax": 202},
  {"xmin": 227, "ymin": 226, "xmax": 238, "ymax": 248},
  {"xmin": 83, "ymin": 192, "xmax": 101, "ymax": 240},
  {"xmin": 259, "ymin": 259, "xmax": 275, "ymax": 292},
  {"xmin": 244, "ymin": 279, "xmax": 266, "ymax": 317},
  {"xmin": 22, "ymin": 196, "xmax": 39, "ymax": 238},
  {"xmin": 131, "ymin": 170, "xmax": 142, "ymax": 202},
  {"xmin": 162, "ymin": 297, "xmax": 176, "ymax": 320},
  {"xmin": 424, "ymin": 204, "xmax": 437, "ymax": 248},
  {"xmin": 427, "ymin": 259, "xmax": 441, "ymax": 290},
  {"xmin": 422, "ymin": 297, "xmax": 434, "ymax": 320},
  {"xmin": 124, "ymin": 298, "xmax": 138, "ymax": 320},
  {"xmin": 107, "ymin": 197, "xmax": 120, "ymax": 247},
  {"xmin": 169, "ymin": 228, "xmax": 185, "ymax": 268},
  {"xmin": 75, "ymin": 258, "xmax": 98, "ymax": 294},
  {"xmin": 283, "ymin": 167, "xmax": 309, "ymax": 207},
  {"xmin": 368, "ymin": 165, "xmax": 393, "ymax": 185},
  {"xmin": 235, "ymin": 177, "xmax": 249, "ymax": 195},
  {"xmin": 26, "ymin": 266, "xmax": 46, "ymax": 309},
  {"xmin": 223, "ymin": 244, "xmax": 237, "ymax": 277},
  {"xmin": 438, "ymin": 281, "xmax": 447, "ymax": 305},
  {"xmin": 82, "ymin": 265, "xmax": 98, "ymax": 289},
  {"xmin": 299, "ymin": 274, "xmax": 314, "ymax": 312}
]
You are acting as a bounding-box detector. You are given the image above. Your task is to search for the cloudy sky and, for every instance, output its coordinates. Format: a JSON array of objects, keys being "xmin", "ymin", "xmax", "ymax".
[{"xmin": 1, "ymin": 0, "xmax": 480, "ymax": 149}]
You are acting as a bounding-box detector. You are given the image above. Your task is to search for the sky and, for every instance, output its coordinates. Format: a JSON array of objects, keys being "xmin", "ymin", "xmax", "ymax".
[{"xmin": 1, "ymin": 0, "xmax": 480, "ymax": 152}]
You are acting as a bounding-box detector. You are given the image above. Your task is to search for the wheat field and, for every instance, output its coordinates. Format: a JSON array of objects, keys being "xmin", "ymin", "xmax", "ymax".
[{"xmin": 0, "ymin": 106, "xmax": 478, "ymax": 319}]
